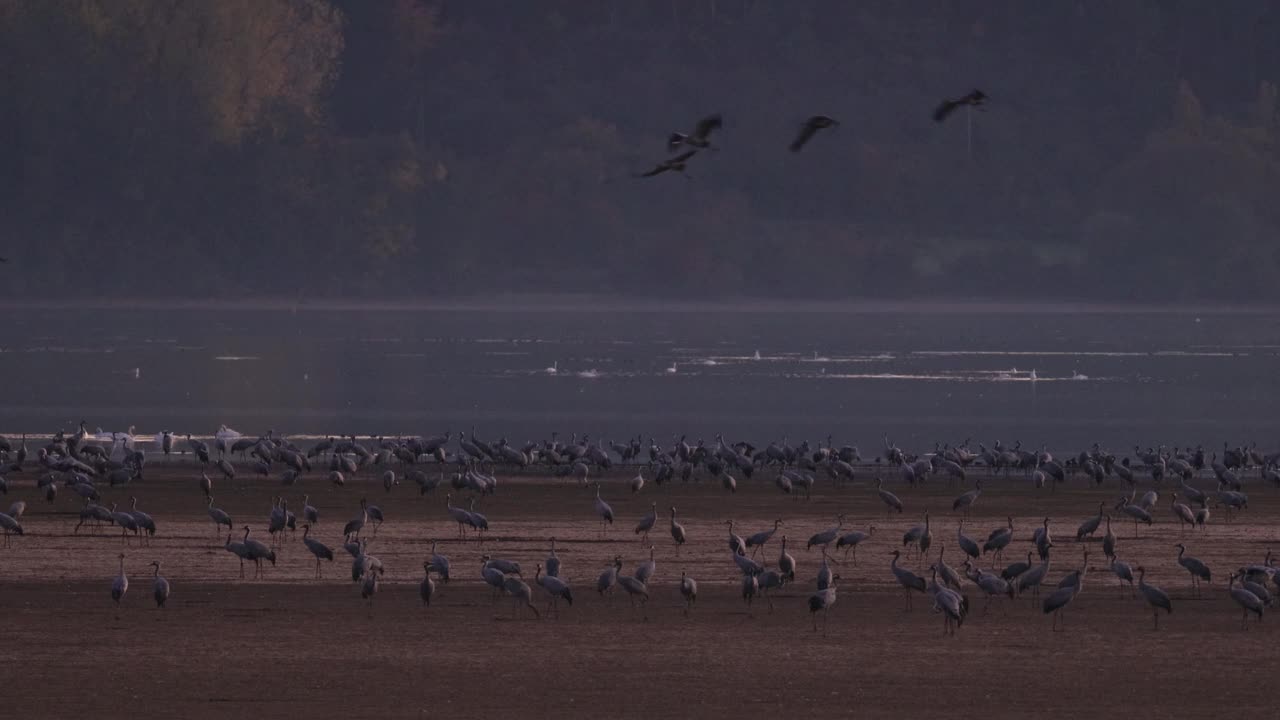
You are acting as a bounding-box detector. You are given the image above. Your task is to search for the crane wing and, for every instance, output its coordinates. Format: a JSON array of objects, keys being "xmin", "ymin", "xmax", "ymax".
[
  {"xmin": 933, "ymin": 99, "xmax": 959, "ymax": 123},
  {"xmin": 789, "ymin": 122, "xmax": 818, "ymax": 152},
  {"xmin": 693, "ymin": 113, "xmax": 722, "ymax": 139}
]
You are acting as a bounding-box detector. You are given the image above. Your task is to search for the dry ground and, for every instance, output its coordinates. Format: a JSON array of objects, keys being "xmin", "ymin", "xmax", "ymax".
[{"xmin": 2, "ymin": 461, "xmax": 1276, "ymax": 719}]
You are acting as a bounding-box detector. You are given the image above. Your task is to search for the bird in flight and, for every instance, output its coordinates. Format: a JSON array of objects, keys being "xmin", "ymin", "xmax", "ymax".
[
  {"xmin": 635, "ymin": 150, "xmax": 698, "ymax": 179},
  {"xmin": 933, "ymin": 89, "xmax": 987, "ymax": 123},
  {"xmin": 668, "ymin": 113, "xmax": 723, "ymax": 153},
  {"xmin": 789, "ymin": 115, "xmax": 839, "ymax": 152}
]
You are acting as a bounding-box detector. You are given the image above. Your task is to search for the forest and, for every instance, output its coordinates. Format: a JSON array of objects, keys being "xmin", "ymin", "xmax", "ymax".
[{"xmin": 0, "ymin": 0, "xmax": 1277, "ymax": 302}]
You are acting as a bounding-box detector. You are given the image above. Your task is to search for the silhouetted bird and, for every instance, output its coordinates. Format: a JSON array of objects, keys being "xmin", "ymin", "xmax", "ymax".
[
  {"xmin": 668, "ymin": 114, "xmax": 722, "ymax": 153},
  {"xmin": 790, "ymin": 115, "xmax": 839, "ymax": 152},
  {"xmin": 635, "ymin": 150, "xmax": 698, "ymax": 179},
  {"xmin": 933, "ymin": 89, "xmax": 987, "ymax": 123}
]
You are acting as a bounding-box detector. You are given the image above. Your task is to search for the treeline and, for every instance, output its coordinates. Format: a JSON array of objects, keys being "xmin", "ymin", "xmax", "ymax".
[{"xmin": 0, "ymin": 0, "xmax": 1277, "ymax": 302}]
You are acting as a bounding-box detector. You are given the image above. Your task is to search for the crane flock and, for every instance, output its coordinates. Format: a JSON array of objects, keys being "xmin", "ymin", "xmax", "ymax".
[{"xmin": 3, "ymin": 424, "xmax": 1279, "ymax": 636}]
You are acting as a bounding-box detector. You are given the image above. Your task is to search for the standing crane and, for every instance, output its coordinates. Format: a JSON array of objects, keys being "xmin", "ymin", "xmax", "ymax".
[
  {"xmin": 807, "ymin": 515, "xmax": 845, "ymax": 552},
  {"xmin": 1017, "ymin": 549, "xmax": 1052, "ymax": 600},
  {"xmin": 108, "ymin": 504, "xmax": 139, "ymax": 545},
  {"xmin": 419, "ymin": 562, "xmax": 436, "ymax": 607},
  {"xmin": 1102, "ymin": 514, "xmax": 1118, "ymax": 565},
  {"xmin": 1174, "ymin": 543, "xmax": 1211, "ymax": 597},
  {"xmin": 207, "ymin": 497, "xmax": 232, "ymax": 535},
  {"xmin": 593, "ymin": 483, "xmax": 614, "ymax": 536},
  {"xmin": 1136, "ymin": 566, "xmax": 1173, "ymax": 630},
  {"xmin": 1228, "ymin": 573, "xmax": 1265, "ymax": 629},
  {"xmin": 808, "ymin": 575, "xmax": 839, "ymax": 633},
  {"xmin": 835, "ymin": 526, "xmax": 874, "ymax": 565},
  {"xmin": 427, "ymin": 541, "xmax": 451, "ymax": 583},
  {"xmin": 616, "ymin": 572, "xmax": 649, "ymax": 610},
  {"xmin": 1170, "ymin": 493, "xmax": 1196, "ymax": 534},
  {"xmin": 983, "ymin": 517, "xmax": 1013, "ymax": 560},
  {"xmin": 301, "ymin": 524, "xmax": 334, "ymax": 579},
  {"xmin": 343, "ymin": 498, "xmax": 369, "ymax": 540},
  {"xmin": 1033, "ymin": 518, "xmax": 1053, "ymax": 561},
  {"xmin": 302, "ymin": 495, "xmax": 319, "ymax": 526},
  {"xmin": 669, "ymin": 506, "xmax": 687, "ymax": 553},
  {"xmin": 545, "ymin": 538, "xmax": 561, "ymax": 578},
  {"xmin": 1110, "ymin": 555, "xmax": 1136, "ymax": 597},
  {"xmin": 890, "ymin": 550, "xmax": 926, "ymax": 610},
  {"xmin": 534, "ymin": 562, "xmax": 572, "ymax": 618},
  {"xmin": 778, "ymin": 536, "xmax": 797, "ymax": 581},
  {"xmin": 635, "ymin": 546, "xmax": 656, "ymax": 584},
  {"xmin": 745, "ymin": 519, "xmax": 782, "ymax": 558},
  {"xmin": 956, "ymin": 521, "xmax": 980, "ymax": 562},
  {"xmin": 445, "ymin": 494, "xmax": 472, "ymax": 539},
  {"xmin": 634, "ymin": 502, "xmax": 657, "ymax": 544},
  {"xmin": 725, "ymin": 520, "xmax": 747, "ymax": 556},
  {"xmin": 679, "ymin": 571, "xmax": 698, "ymax": 616},
  {"xmin": 241, "ymin": 526, "xmax": 276, "ymax": 579},
  {"xmin": 596, "ymin": 556, "xmax": 621, "ymax": 600},
  {"xmin": 0, "ymin": 511, "xmax": 24, "ymax": 547},
  {"xmin": 1043, "ymin": 557, "xmax": 1087, "ymax": 631},
  {"xmin": 951, "ymin": 480, "xmax": 982, "ymax": 517},
  {"xmin": 1076, "ymin": 502, "xmax": 1106, "ymax": 540},
  {"xmin": 111, "ymin": 553, "xmax": 128, "ymax": 608},
  {"xmin": 875, "ymin": 478, "xmax": 903, "ymax": 517},
  {"xmin": 150, "ymin": 561, "xmax": 170, "ymax": 608}
]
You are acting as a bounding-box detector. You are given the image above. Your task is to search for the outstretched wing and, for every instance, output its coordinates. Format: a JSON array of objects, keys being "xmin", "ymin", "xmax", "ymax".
[
  {"xmin": 789, "ymin": 121, "xmax": 818, "ymax": 152},
  {"xmin": 636, "ymin": 165, "xmax": 668, "ymax": 178},
  {"xmin": 932, "ymin": 99, "xmax": 959, "ymax": 123},
  {"xmin": 669, "ymin": 150, "xmax": 697, "ymax": 164},
  {"xmin": 667, "ymin": 132, "xmax": 687, "ymax": 153},
  {"xmin": 694, "ymin": 113, "xmax": 723, "ymax": 140}
]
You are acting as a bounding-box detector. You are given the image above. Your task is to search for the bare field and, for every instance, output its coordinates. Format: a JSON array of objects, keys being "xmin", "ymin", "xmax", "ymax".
[{"xmin": 2, "ymin": 464, "xmax": 1277, "ymax": 719}]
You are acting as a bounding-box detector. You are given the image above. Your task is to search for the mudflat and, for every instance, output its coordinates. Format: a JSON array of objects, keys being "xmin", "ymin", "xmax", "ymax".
[{"xmin": 2, "ymin": 465, "xmax": 1272, "ymax": 719}]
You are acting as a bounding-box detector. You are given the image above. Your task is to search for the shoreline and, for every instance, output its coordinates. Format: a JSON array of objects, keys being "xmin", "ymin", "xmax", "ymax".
[{"xmin": 1, "ymin": 295, "xmax": 1278, "ymax": 314}]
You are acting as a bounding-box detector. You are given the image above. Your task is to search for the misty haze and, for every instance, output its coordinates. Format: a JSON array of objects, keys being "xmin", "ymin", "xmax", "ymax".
[{"xmin": 2, "ymin": 3, "xmax": 1279, "ymax": 719}]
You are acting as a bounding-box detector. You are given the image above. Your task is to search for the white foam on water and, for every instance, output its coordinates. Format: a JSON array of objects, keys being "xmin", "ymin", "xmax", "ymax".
[
  {"xmin": 914, "ymin": 350, "xmax": 1144, "ymax": 357},
  {"xmin": 24, "ymin": 346, "xmax": 116, "ymax": 354}
]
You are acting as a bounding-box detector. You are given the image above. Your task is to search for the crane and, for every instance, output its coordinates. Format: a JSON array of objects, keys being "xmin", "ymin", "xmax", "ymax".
[
  {"xmin": 634, "ymin": 502, "xmax": 657, "ymax": 543},
  {"xmin": 593, "ymin": 483, "xmax": 614, "ymax": 536},
  {"xmin": 301, "ymin": 524, "xmax": 334, "ymax": 579},
  {"xmin": 1136, "ymin": 566, "xmax": 1173, "ymax": 630},
  {"xmin": 150, "ymin": 561, "xmax": 170, "ymax": 608},
  {"xmin": 111, "ymin": 553, "xmax": 128, "ymax": 608},
  {"xmin": 1174, "ymin": 543, "xmax": 1211, "ymax": 597},
  {"xmin": 808, "ymin": 575, "xmax": 839, "ymax": 633},
  {"xmin": 680, "ymin": 571, "xmax": 698, "ymax": 616}
]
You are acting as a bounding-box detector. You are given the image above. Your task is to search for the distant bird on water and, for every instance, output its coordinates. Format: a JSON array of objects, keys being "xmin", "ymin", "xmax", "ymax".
[
  {"xmin": 668, "ymin": 113, "xmax": 723, "ymax": 152},
  {"xmin": 933, "ymin": 89, "xmax": 987, "ymax": 123},
  {"xmin": 789, "ymin": 115, "xmax": 839, "ymax": 152},
  {"xmin": 635, "ymin": 150, "xmax": 697, "ymax": 179}
]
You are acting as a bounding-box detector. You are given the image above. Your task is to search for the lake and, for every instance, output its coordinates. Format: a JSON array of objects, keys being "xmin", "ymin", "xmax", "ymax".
[{"xmin": 0, "ymin": 301, "xmax": 1275, "ymax": 456}]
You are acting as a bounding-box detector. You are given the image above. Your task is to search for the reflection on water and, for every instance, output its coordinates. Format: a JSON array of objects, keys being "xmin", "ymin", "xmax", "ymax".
[{"xmin": 0, "ymin": 304, "xmax": 1276, "ymax": 451}]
